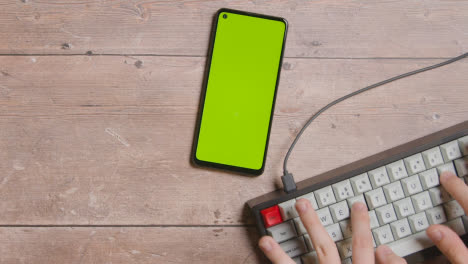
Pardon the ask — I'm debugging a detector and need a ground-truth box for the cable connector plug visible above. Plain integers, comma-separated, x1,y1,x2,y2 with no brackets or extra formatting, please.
281,172,297,194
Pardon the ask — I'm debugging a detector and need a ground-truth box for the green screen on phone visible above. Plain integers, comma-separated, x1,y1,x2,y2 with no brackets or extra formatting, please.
194,10,287,174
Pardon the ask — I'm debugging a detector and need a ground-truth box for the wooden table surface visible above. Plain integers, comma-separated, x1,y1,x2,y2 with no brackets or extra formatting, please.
1,0,467,263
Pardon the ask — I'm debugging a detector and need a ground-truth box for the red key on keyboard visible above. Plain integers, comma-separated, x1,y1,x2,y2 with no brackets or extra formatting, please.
261,205,283,228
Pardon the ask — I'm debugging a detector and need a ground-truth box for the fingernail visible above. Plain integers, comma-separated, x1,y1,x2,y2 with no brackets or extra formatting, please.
352,202,366,211
440,172,454,183
428,229,443,242
259,238,273,252
295,199,308,213
380,245,393,256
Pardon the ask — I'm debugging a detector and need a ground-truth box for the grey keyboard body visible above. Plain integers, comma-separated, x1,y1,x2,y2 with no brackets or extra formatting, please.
247,121,468,263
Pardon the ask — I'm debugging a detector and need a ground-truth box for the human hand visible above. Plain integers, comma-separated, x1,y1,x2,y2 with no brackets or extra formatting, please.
259,171,468,264
259,199,407,263
426,171,468,264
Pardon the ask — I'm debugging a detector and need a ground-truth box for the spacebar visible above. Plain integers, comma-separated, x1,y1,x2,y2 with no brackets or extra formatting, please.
387,218,466,258
386,231,433,257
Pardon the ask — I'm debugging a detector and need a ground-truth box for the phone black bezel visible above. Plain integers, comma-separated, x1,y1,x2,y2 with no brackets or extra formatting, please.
191,8,288,176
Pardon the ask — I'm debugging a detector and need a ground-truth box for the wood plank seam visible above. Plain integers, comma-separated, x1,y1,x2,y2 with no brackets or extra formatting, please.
0,54,462,60
0,225,255,228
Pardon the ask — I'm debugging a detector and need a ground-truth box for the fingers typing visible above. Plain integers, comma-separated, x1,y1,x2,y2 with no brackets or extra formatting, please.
375,245,407,264
259,236,296,264
296,198,341,264
440,172,468,214
426,224,468,264
351,202,375,264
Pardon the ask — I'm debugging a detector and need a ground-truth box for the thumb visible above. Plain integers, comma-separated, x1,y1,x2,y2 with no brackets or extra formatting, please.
376,245,407,264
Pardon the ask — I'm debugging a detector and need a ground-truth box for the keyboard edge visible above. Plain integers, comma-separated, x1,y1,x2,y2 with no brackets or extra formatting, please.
247,120,468,228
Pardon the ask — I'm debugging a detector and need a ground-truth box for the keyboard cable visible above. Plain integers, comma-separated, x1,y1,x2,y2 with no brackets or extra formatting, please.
281,52,468,194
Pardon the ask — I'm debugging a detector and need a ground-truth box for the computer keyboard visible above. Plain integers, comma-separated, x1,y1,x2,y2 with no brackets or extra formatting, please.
247,121,468,264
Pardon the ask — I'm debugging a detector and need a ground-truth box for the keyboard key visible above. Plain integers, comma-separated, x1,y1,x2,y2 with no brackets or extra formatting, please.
342,258,352,264
337,238,353,259
376,204,397,225
418,168,439,190
261,205,283,228
292,257,302,264
404,153,426,175
369,210,380,229
303,234,314,251
365,188,387,209
428,186,452,206
279,236,307,258
330,201,350,222
339,220,352,238
394,197,416,219
444,200,465,220
373,225,394,246
347,194,366,209
301,251,318,264
390,218,412,239
411,191,432,213
388,219,468,258
401,175,423,196
408,212,429,232
350,173,372,194
440,140,462,162
294,217,307,235
267,220,297,243
297,192,319,210
332,180,354,201
444,217,467,235
368,166,390,188
386,160,409,182
437,162,457,176
386,230,433,258
316,207,333,226
454,157,468,177
326,223,344,242
426,206,447,225
458,136,468,155
421,147,444,169
382,181,405,202
279,199,299,220
315,186,336,208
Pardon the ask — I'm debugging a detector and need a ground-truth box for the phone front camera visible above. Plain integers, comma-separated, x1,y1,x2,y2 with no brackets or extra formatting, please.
223,14,228,19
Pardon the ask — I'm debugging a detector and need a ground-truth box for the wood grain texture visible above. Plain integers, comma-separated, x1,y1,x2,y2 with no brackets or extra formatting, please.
1,56,467,225
0,227,265,264
1,1,468,261
0,0,467,57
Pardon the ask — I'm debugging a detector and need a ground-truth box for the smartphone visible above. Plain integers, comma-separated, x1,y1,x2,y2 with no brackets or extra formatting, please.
192,8,287,175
